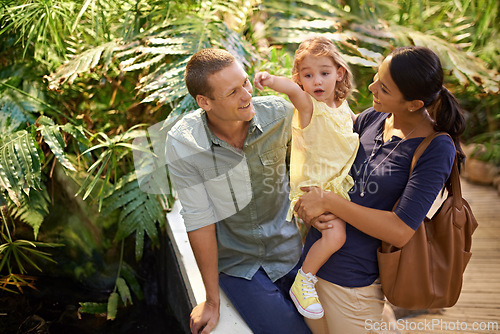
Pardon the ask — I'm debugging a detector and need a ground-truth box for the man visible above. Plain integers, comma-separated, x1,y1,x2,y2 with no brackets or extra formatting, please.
165,48,310,334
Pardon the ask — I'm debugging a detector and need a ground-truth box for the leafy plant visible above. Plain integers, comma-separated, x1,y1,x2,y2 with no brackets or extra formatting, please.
0,0,498,326
0,206,61,293
470,129,500,166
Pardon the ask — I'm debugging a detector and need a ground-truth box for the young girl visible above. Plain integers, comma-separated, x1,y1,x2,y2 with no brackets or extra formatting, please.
254,36,359,319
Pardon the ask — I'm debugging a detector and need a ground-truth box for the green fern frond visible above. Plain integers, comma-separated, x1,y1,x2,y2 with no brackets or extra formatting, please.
9,187,50,239
118,37,192,72
0,130,42,205
36,116,77,171
115,277,133,306
78,302,107,315
133,19,255,104
60,123,92,162
107,292,119,320
120,262,144,300
102,173,165,261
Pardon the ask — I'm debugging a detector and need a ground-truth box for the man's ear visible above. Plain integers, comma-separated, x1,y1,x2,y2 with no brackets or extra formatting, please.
196,95,211,111
336,67,347,82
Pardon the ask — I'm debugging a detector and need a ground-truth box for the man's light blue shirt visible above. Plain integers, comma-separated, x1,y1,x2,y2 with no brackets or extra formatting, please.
165,96,302,281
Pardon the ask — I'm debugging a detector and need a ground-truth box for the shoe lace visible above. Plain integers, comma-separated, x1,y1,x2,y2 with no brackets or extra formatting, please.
301,273,319,299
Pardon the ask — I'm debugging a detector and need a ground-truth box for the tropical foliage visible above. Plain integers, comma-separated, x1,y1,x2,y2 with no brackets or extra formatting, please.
0,0,498,321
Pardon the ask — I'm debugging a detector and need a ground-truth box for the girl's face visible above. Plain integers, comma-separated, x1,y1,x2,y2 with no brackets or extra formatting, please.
368,56,411,114
297,55,345,108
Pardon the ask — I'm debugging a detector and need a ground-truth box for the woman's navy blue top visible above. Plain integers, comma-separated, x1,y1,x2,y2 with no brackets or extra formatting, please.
301,108,456,287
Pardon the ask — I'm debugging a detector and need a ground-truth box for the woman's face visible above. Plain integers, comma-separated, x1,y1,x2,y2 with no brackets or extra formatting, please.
368,56,411,114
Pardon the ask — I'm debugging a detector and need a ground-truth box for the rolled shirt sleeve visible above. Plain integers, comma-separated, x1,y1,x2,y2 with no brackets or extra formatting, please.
165,137,218,231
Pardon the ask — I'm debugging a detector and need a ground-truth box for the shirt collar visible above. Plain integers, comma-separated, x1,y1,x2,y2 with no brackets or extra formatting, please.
374,113,389,144
200,108,263,147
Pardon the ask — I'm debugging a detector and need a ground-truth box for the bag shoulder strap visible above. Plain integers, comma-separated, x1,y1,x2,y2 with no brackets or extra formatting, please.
409,132,450,173
408,132,463,209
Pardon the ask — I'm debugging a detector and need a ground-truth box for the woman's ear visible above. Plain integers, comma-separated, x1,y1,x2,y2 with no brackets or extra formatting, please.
408,100,424,112
336,66,347,81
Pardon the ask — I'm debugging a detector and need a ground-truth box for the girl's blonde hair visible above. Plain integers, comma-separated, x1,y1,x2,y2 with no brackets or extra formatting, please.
292,36,353,102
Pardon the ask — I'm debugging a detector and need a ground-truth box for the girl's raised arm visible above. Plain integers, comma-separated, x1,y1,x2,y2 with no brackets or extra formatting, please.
254,71,313,128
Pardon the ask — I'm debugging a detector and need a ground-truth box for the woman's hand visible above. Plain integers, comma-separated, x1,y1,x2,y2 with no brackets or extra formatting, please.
294,186,333,225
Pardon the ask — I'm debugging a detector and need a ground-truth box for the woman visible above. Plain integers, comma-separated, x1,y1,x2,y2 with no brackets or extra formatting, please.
294,46,466,334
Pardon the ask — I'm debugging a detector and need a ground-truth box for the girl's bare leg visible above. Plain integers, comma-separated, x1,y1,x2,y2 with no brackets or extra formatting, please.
302,218,346,275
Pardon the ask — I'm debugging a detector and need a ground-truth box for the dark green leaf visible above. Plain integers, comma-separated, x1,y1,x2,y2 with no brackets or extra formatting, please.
107,292,119,320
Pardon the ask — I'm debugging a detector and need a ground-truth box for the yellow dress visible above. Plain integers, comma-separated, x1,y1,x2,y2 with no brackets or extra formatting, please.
287,95,359,221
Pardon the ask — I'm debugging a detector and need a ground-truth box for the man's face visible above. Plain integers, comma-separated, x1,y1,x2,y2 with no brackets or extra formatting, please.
202,62,255,123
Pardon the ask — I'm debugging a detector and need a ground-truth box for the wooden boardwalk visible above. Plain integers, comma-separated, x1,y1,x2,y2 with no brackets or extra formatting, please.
168,177,500,333
397,179,500,334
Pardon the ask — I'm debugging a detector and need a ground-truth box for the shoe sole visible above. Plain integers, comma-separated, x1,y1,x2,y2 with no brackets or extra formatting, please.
289,289,324,319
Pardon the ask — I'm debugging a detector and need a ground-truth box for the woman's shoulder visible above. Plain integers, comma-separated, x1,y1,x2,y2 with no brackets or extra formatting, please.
425,133,456,155
416,133,456,171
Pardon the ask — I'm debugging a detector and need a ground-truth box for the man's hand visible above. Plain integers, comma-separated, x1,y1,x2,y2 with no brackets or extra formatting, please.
254,71,275,90
190,300,220,334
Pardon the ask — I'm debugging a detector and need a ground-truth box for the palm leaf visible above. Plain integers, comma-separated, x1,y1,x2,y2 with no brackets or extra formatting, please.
391,27,500,94
75,126,148,207
44,41,119,90
165,94,198,124
260,2,386,69
45,0,258,108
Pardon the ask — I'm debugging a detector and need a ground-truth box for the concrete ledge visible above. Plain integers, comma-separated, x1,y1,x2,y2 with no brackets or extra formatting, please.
166,201,252,333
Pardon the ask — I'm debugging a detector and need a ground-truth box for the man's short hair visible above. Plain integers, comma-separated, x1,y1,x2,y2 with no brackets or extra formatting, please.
185,48,236,99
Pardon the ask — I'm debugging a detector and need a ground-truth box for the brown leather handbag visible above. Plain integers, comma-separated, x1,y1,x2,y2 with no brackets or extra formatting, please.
377,132,478,310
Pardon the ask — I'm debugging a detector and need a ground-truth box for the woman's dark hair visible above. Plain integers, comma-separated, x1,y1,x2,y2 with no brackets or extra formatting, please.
389,46,466,166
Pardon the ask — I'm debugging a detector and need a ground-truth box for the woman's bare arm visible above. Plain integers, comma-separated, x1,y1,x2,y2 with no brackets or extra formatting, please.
294,187,415,248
